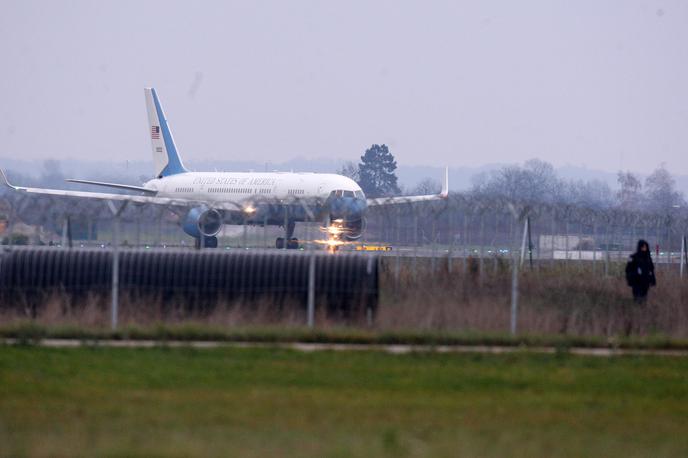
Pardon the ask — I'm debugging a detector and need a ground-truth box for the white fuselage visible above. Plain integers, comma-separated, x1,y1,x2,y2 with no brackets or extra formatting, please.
144,171,364,204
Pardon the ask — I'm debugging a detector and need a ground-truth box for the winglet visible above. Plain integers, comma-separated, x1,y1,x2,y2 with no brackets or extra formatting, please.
0,168,17,189
440,166,449,198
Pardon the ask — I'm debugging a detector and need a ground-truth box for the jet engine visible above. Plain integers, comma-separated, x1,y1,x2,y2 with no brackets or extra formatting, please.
327,216,366,241
326,193,368,242
342,216,366,240
182,206,223,239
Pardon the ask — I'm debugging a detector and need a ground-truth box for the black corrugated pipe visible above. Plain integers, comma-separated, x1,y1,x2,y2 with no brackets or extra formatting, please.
0,248,378,320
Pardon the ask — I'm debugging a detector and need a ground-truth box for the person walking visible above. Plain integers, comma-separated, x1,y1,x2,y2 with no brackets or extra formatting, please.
625,239,656,303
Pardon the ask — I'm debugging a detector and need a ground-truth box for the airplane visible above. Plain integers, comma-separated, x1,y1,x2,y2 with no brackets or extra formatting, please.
1,88,448,249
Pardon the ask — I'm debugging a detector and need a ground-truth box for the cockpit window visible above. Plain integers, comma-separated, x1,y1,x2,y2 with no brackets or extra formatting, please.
331,189,364,198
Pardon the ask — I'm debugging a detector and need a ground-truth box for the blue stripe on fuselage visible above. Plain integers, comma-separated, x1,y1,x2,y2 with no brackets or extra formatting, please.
151,88,188,177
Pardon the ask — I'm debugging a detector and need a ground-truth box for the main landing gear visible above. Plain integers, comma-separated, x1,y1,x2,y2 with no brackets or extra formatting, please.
195,236,218,249
275,237,299,249
276,220,299,249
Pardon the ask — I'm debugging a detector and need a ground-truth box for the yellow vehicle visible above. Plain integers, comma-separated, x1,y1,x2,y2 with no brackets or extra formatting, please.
355,245,392,252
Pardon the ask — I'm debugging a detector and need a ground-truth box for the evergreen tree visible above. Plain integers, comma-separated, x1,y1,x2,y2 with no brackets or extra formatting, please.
358,144,400,197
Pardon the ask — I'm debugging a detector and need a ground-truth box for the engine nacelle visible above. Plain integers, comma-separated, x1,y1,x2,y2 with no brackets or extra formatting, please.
182,206,223,239
333,217,366,241
327,196,367,241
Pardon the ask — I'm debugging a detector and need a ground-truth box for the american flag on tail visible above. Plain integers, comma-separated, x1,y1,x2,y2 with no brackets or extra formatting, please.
151,126,160,139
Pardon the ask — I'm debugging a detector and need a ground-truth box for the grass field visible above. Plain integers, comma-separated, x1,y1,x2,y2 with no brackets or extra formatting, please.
1,346,687,457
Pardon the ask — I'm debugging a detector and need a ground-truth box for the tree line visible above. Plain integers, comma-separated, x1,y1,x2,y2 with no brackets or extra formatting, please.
3,148,685,215
341,145,685,213
470,159,685,212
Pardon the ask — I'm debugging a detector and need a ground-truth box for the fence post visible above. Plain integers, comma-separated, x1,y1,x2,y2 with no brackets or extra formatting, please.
511,222,520,336
550,213,556,266
5,203,13,248
307,252,315,328
527,216,533,269
577,220,583,263
431,217,437,274
666,218,671,265
111,215,120,330
519,217,528,267
366,256,374,326
592,218,597,274
478,213,485,279
564,220,570,266
263,213,268,249
681,235,686,279
412,210,418,278
107,201,128,331
447,206,454,273
394,248,401,292
604,222,610,276
242,217,248,249
463,211,469,273
283,207,289,250
61,217,68,247
492,213,499,274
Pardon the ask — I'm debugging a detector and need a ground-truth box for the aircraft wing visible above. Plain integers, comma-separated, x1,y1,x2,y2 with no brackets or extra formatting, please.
366,167,449,207
0,169,246,212
367,193,447,207
65,179,158,195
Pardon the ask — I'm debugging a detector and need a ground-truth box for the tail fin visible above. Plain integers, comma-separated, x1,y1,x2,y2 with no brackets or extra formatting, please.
144,88,188,178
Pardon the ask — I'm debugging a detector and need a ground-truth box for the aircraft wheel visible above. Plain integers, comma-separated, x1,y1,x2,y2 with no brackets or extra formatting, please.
287,238,299,249
203,236,218,248
276,237,285,249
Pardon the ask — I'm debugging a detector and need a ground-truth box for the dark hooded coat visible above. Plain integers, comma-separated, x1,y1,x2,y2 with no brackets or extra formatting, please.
625,239,656,300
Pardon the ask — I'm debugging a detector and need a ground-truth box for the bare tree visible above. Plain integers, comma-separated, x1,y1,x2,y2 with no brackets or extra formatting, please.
471,159,561,204
337,161,360,183
644,165,685,212
616,171,643,210
40,160,66,188
412,177,441,195
564,179,614,209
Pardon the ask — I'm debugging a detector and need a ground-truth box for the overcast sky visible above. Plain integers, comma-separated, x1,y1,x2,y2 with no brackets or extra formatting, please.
1,0,687,174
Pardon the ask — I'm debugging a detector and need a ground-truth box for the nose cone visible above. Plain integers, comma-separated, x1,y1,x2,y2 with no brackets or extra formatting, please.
330,195,367,219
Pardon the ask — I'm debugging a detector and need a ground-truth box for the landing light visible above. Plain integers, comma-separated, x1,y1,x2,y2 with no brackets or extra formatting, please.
243,205,256,214
315,237,347,253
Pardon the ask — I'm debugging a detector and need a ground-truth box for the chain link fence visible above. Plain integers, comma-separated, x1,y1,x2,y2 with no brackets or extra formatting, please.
1,190,687,337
